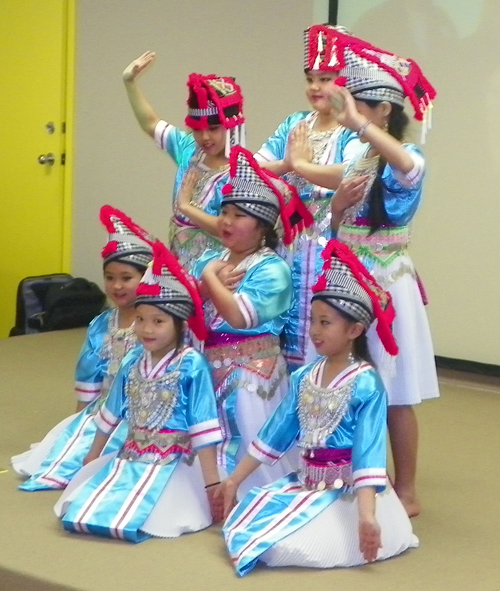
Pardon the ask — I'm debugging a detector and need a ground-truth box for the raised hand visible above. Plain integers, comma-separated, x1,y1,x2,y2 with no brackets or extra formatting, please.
359,518,382,563
177,167,202,212
327,86,365,131
123,50,156,83
289,121,313,168
330,175,370,219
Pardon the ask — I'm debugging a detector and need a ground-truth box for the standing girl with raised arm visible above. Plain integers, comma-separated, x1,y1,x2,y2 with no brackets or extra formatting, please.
56,241,223,542
254,25,362,371
323,30,439,516
123,52,245,271
12,207,154,491
190,146,313,496
218,240,417,576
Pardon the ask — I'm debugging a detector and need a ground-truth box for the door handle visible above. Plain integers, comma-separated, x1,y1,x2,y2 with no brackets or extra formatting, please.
38,153,55,165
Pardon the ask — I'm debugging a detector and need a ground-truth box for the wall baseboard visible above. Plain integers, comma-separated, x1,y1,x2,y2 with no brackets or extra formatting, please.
435,356,500,378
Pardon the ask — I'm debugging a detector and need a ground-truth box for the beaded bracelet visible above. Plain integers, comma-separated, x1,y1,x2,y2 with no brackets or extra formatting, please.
205,481,221,489
356,120,372,139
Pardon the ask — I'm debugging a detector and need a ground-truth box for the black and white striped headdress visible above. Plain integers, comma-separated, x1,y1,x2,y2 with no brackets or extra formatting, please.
312,239,398,355
221,146,314,244
312,257,373,328
135,242,207,340
100,206,154,270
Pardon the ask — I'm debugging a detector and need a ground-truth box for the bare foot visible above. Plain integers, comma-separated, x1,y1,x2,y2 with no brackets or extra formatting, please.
395,487,421,518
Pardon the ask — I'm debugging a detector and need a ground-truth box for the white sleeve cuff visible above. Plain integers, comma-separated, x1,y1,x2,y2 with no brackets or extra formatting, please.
154,120,173,151
390,150,425,188
353,468,387,491
189,419,223,449
75,381,102,403
234,293,258,329
94,406,120,435
254,146,278,163
248,437,282,466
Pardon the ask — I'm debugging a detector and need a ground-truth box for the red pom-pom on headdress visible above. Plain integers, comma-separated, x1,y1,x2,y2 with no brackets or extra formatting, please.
185,73,244,131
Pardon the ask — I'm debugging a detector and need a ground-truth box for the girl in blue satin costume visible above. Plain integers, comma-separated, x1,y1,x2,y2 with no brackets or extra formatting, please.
191,146,313,497
123,52,246,272
12,207,154,491
56,242,222,543
325,30,439,518
254,25,362,371
217,240,417,576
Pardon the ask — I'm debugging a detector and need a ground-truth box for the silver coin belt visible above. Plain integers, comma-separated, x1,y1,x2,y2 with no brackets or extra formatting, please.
298,372,355,449
125,362,180,432
119,428,191,466
298,454,353,491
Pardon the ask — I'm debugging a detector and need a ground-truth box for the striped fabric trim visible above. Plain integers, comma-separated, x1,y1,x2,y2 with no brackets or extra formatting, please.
248,436,282,466
231,489,322,566
154,120,174,151
72,459,127,534
234,293,258,329
189,419,223,448
37,414,95,486
390,150,425,189
109,463,160,540
225,479,296,547
254,146,277,163
75,381,102,403
353,467,386,490
94,406,120,434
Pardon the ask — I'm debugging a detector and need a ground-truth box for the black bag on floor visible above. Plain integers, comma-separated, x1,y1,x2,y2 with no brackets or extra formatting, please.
9,274,106,336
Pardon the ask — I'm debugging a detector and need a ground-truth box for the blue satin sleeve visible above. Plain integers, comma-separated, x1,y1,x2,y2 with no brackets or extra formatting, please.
165,126,197,168
254,366,307,454
190,249,218,279
350,370,387,473
181,350,219,428
237,256,292,325
356,144,425,226
256,112,310,161
74,309,112,386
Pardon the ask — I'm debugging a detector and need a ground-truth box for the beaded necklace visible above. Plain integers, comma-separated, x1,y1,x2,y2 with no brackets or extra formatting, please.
298,359,361,450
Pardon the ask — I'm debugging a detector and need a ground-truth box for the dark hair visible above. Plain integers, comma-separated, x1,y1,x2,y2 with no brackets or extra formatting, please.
188,82,239,127
103,259,147,274
258,219,279,251
357,100,410,235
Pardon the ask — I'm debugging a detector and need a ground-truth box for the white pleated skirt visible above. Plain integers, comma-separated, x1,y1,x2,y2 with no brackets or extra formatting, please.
366,258,440,406
261,486,418,568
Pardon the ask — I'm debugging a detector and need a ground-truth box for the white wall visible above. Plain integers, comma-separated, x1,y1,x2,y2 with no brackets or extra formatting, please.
338,0,500,365
72,0,327,280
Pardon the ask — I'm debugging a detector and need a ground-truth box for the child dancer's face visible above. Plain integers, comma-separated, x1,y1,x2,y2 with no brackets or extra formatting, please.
218,204,264,254
134,305,179,357
192,125,226,157
103,262,143,309
305,71,338,114
309,300,364,360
